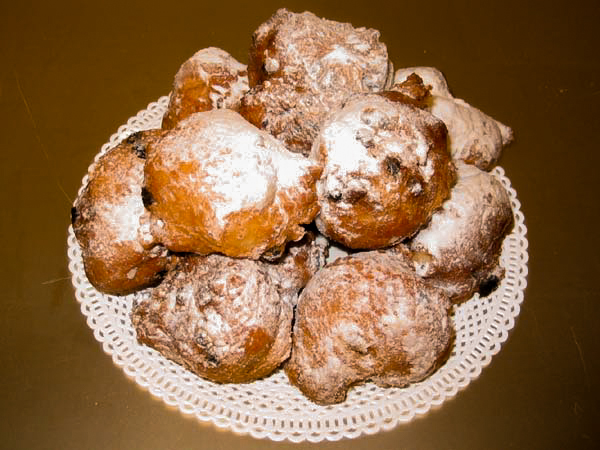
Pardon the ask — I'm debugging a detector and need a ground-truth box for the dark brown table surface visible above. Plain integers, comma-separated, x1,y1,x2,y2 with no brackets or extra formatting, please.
2,0,599,448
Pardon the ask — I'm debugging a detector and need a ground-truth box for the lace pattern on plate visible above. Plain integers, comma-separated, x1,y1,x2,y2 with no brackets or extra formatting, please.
68,96,529,442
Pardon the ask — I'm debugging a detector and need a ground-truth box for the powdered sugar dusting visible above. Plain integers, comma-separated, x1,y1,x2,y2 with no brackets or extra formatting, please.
108,195,145,243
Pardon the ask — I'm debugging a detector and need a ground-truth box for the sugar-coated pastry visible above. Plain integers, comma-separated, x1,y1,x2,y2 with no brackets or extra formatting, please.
131,254,294,383
395,67,513,170
428,96,513,170
240,9,393,155
248,8,392,92
161,47,249,130
143,109,321,259
71,130,173,296
405,161,514,302
312,94,456,249
285,251,454,405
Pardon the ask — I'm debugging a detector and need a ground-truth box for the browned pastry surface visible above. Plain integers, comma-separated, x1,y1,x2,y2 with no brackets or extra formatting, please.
71,130,173,295
378,73,433,109
285,251,454,405
161,47,249,130
131,254,295,383
247,8,391,92
143,109,321,259
240,9,393,155
404,161,514,302
263,230,330,296
312,94,456,249
239,76,333,156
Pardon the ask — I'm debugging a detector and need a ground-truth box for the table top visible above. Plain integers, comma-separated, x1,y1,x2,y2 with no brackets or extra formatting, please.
1,0,599,448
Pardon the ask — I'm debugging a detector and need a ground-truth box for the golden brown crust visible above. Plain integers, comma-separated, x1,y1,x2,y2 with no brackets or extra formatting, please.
312,94,456,249
285,251,454,405
72,129,173,295
131,254,294,383
378,73,433,109
161,47,248,130
248,9,391,92
143,109,321,259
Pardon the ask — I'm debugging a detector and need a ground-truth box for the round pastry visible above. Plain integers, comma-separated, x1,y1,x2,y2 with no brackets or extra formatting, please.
131,254,294,383
395,67,513,170
71,130,173,296
240,8,393,155
311,94,456,249
285,250,454,405
403,161,514,302
142,109,322,259
161,47,249,130
247,8,392,93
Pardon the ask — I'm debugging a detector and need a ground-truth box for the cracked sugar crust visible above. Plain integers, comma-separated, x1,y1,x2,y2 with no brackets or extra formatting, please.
161,47,249,130
285,250,454,405
71,129,173,296
248,9,392,93
395,67,513,171
311,94,456,249
404,161,514,302
131,254,294,383
143,109,321,259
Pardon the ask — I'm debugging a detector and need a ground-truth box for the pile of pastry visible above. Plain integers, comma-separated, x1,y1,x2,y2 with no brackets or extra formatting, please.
71,9,514,405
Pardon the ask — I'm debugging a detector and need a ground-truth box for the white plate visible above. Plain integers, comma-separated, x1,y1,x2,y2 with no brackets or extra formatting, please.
68,96,528,442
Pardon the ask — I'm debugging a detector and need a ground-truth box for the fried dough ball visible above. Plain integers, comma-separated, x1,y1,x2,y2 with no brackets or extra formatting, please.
71,130,173,295
395,67,513,170
311,94,456,249
131,254,295,383
143,109,321,259
248,8,392,92
240,9,393,155
403,161,514,302
285,251,454,405
161,47,248,129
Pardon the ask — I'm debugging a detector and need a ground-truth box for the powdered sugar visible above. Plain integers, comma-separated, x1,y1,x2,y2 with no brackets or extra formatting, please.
411,162,497,259
155,109,314,226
